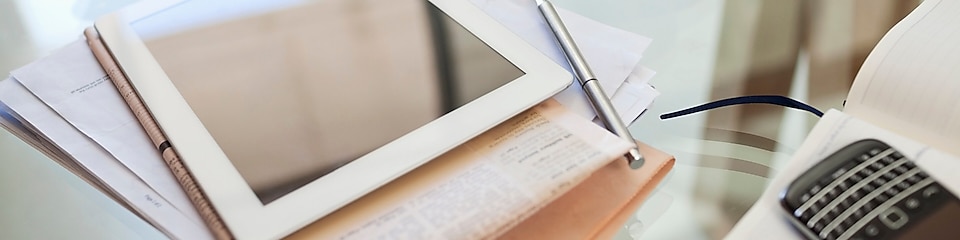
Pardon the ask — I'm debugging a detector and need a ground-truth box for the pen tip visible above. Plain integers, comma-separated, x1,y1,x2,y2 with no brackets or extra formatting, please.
626,148,645,169
535,0,545,6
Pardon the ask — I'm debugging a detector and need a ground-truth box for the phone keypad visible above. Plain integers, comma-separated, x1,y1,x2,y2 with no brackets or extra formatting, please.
789,147,945,240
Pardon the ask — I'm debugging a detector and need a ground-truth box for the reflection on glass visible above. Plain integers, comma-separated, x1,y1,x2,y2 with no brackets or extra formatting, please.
132,0,522,204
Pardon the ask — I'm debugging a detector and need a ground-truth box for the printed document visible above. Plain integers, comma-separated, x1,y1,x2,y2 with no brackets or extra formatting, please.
0,79,211,239
10,40,200,222
288,99,634,239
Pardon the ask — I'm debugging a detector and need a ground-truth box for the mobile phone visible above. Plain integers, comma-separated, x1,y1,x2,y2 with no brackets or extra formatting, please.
780,139,960,240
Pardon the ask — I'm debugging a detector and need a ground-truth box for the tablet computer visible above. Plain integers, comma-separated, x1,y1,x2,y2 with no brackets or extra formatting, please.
95,0,570,238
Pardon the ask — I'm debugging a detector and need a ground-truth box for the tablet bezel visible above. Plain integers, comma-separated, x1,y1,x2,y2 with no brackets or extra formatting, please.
95,0,571,238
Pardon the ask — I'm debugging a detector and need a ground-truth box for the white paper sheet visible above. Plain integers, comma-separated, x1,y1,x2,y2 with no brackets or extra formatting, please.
469,0,656,122
10,40,201,224
0,99,98,186
0,79,211,240
845,0,960,156
607,65,658,124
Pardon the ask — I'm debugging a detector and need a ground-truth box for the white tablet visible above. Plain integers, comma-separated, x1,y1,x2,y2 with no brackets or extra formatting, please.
95,0,569,238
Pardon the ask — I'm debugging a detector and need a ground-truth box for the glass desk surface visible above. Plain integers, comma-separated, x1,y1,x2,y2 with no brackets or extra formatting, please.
0,0,918,239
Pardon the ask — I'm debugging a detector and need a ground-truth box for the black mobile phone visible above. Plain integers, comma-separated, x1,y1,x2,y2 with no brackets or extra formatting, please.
780,139,960,240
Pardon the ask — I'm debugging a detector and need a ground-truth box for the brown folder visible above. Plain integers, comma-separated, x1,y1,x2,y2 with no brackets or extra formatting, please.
498,142,674,239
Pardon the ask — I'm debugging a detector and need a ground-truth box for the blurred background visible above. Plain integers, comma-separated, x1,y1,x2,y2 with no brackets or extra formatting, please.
0,0,922,239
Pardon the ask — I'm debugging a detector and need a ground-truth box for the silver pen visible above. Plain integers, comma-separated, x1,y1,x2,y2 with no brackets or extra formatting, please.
536,0,645,168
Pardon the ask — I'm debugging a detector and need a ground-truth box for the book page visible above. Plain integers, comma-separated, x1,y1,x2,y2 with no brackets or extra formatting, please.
846,0,960,155
286,99,633,239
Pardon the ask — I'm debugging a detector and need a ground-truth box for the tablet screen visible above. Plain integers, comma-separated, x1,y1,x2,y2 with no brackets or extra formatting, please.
131,0,522,204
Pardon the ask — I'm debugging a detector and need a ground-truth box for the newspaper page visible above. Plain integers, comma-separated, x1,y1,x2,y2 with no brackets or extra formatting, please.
289,99,633,239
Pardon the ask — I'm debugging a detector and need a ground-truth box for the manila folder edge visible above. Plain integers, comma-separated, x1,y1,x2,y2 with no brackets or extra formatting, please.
499,142,675,239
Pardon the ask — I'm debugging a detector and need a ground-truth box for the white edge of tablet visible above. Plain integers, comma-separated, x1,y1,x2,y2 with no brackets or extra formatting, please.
94,0,572,239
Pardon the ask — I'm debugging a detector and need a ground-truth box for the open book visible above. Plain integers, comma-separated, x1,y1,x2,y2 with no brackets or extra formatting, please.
727,0,960,238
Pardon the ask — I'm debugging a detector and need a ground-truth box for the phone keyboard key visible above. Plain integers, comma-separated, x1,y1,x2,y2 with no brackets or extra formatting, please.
886,188,900,196
906,175,922,183
864,224,880,237
826,189,839,199
874,178,888,186
852,208,865,219
883,172,897,179
881,156,896,164
849,174,864,182
842,218,855,229
840,198,853,208
904,198,920,209
811,185,823,194
813,222,825,232
922,186,940,198
850,190,863,200
838,181,850,190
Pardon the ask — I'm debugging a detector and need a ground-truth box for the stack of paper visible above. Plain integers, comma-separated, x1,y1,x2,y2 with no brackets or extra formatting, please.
0,41,212,239
0,2,659,239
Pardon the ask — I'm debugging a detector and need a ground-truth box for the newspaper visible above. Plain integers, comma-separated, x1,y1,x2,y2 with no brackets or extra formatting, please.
289,99,633,239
